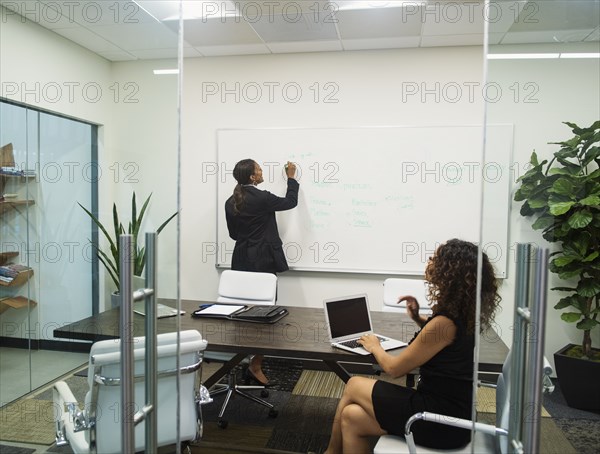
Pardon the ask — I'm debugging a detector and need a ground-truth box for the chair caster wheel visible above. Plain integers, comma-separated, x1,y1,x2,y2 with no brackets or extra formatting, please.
218,419,228,429
268,409,278,418
261,389,269,398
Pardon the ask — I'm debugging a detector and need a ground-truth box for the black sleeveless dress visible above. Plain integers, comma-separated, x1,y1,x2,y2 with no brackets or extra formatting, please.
371,311,475,449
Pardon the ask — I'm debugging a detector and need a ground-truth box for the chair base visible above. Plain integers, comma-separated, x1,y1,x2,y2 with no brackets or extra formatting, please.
210,368,278,428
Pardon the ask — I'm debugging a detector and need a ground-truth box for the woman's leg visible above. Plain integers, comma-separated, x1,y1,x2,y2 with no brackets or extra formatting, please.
325,376,386,454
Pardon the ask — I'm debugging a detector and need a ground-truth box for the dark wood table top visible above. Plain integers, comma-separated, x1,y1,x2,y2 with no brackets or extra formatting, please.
54,299,508,371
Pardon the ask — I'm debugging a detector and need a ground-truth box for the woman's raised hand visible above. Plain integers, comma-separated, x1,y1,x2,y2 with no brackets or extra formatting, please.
285,161,297,179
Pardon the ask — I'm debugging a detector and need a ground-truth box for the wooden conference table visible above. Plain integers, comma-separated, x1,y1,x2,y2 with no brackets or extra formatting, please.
54,299,508,388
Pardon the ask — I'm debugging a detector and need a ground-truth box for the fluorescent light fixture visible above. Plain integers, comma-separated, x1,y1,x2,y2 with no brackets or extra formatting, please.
559,53,600,59
488,53,560,59
153,69,179,75
336,1,425,10
488,53,599,60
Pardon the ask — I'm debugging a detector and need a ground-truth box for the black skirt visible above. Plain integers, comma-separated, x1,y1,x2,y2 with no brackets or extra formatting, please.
372,378,472,449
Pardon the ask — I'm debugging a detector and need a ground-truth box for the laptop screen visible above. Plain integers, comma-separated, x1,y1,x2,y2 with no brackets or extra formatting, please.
326,296,372,339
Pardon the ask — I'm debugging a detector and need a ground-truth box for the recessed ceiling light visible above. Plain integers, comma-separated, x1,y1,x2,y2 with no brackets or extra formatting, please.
559,53,600,59
153,69,179,75
488,53,599,60
488,53,560,59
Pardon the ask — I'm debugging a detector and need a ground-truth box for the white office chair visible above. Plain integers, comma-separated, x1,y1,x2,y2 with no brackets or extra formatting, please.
373,353,555,454
208,269,279,428
52,330,211,454
383,278,433,315
217,269,277,305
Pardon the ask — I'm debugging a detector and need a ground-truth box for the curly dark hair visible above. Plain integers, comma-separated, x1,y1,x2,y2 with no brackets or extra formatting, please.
231,159,257,215
425,238,500,335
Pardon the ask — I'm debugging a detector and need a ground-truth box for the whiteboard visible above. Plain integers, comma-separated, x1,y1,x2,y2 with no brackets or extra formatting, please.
216,126,512,277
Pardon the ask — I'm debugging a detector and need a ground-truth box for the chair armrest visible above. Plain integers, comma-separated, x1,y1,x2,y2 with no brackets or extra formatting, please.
52,381,90,433
53,381,78,407
404,411,508,454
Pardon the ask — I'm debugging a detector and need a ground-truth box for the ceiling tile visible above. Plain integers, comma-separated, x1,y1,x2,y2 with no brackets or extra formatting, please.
421,34,485,47
422,2,485,36
502,29,597,44
51,26,126,53
128,48,179,59
166,17,262,47
96,50,137,61
335,6,423,39
267,40,343,54
488,0,527,35
237,0,331,16
342,36,421,51
88,22,179,50
509,0,600,32
194,43,270,56
584,27,600,42
249,12,338,42
38,0,158,27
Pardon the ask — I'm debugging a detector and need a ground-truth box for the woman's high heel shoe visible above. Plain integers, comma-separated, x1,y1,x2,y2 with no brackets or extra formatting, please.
243,366,272,386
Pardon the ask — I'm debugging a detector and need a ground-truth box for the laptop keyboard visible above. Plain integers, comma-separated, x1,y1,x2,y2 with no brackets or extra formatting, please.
339,335,389,349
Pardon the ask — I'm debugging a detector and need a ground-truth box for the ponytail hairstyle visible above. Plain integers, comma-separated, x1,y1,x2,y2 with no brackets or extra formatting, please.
232,159,257,215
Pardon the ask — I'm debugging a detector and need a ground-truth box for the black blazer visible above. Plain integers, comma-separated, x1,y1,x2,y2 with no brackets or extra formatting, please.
225,179,299,273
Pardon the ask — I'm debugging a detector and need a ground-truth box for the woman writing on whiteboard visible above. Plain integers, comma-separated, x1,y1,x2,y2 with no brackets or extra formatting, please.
324,239,501,453
225,158,299,385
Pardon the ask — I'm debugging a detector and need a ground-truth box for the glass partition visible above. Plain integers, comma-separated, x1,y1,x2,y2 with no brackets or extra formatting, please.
0,102,94,403
483,0,599,448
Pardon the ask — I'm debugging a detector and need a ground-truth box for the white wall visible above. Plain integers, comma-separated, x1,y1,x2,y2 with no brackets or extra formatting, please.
486,43,600,367
180,46,486,305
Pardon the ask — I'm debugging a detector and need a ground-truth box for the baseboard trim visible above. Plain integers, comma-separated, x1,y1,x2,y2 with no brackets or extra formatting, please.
0,336,91,353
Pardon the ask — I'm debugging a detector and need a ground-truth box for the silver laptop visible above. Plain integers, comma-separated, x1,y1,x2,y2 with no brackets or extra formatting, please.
324,294,407,355
133,301,185,319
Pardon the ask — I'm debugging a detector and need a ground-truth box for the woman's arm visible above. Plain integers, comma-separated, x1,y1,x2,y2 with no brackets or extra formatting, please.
401,295,427,328
359,316,456,379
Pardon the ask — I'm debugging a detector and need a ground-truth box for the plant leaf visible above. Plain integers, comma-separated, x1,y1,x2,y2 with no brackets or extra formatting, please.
561,312,581,323
551,178,574,196
552,256,576,267
531,215,554,230
578,278,600,297
568,210,593,229
549,201,575,216
579,194,600,206
576,318,598,330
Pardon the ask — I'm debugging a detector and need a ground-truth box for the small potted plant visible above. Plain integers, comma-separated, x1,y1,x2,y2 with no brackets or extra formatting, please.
514,120,600,410
79,192,177,307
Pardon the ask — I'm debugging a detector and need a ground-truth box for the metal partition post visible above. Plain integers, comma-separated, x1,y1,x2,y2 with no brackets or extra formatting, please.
144,233,158,453
119,235,135,454
510,243,531,448
523,247,549,453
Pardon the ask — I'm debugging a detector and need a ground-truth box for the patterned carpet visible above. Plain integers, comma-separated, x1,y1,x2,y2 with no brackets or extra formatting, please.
1,357,598,453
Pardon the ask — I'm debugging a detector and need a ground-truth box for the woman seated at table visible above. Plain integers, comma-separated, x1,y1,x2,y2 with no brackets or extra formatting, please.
324,238,501,454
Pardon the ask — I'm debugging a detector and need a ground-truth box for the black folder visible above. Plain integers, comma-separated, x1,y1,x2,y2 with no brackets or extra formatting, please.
192,304,288,324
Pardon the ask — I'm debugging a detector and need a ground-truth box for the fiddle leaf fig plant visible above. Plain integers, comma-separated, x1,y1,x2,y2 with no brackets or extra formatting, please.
79,192,178,292
514,120,600,359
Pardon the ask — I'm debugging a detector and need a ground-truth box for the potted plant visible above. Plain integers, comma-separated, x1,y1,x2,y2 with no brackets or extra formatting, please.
514,120,600,410
79,192,178,306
